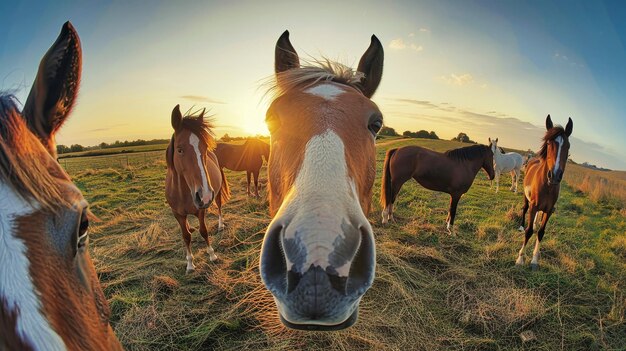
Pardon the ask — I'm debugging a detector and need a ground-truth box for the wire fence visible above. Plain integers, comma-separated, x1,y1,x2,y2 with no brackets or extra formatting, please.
60,150,165,173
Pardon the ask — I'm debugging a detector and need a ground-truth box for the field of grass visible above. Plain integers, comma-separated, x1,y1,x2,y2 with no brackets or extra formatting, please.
65,138,625,350
59,143,170,158
564,163,626,209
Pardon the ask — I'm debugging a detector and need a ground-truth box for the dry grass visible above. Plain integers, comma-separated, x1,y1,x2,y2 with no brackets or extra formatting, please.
564,163,626,208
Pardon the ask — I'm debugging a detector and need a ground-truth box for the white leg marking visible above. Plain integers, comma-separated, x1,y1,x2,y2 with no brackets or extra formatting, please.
185,246,195,272
0,183,67,351
531,237,541,266
189,133,212,204
304,83,345,101
516,241,526,265
218,214,224,230
207,246,218,262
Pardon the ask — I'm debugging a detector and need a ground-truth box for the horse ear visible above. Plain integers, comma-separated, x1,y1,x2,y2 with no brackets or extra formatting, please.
356,35,384,98
275,30,299,73
546,114,553,130
22,21,82,155
171,105,182,131
495,138,498,143
565,117,573,136
488,137,491,143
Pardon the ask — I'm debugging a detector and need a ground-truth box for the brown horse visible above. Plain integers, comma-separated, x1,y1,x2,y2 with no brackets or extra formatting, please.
165,105,230,273
214,138,270,197
516,115,573,270
259,30,383,330
381,144,495,232
0,22,122,350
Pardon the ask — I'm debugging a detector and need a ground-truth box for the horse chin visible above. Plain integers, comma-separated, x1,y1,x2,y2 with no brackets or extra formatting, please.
278,309,359,331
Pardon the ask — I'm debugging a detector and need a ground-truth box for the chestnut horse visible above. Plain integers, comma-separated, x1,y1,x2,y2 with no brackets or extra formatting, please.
381,144,495,232
516,115,573,270
259,31,383,330
214,138,270,197
165,105,230,273
0,22,122,350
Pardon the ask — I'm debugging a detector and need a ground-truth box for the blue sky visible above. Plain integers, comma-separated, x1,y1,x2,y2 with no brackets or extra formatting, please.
1,0,625,169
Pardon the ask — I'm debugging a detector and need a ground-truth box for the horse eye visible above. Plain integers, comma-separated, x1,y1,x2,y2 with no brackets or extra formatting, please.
177,148,183,154
368,119,383,135
77,212,89,251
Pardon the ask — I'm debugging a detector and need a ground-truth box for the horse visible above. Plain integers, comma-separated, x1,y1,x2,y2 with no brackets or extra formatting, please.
259,30,383,330
165,105,230,273
0,22,122,350
489,137,524,193
381,144,495,233
516,115,573,270
214,138,270,197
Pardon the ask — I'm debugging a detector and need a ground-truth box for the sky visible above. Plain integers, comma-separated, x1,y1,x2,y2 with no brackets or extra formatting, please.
1,0,625,170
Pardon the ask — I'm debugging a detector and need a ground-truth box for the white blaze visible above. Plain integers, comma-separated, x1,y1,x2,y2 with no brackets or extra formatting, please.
0,182,67,351
553,136,564,175
305,84,346,101
189,133,211,204
274,130,371,276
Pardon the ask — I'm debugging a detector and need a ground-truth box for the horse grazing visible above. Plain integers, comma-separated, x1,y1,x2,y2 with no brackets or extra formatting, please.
381,144,495,232
259,30,383,330
489,137,524,193
0,22,122,350
516,115,573,270
214,138,270,197
165,105,230,273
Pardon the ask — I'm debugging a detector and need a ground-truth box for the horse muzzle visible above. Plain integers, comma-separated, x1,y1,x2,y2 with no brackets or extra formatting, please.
260,217,375,330
192,188,213,209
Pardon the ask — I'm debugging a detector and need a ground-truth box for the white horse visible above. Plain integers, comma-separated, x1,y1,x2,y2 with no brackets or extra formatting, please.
489,137,524,193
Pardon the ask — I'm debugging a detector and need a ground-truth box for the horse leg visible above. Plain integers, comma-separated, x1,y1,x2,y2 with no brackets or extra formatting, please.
513,168,520,193
174,213,195,272
246,171,251,196
198,209,218,262
516,205,537,265
216,191,225,231
446,194,461,234
531,211,552,271
519,196,529,231
509,171,516,192
253,170,260,198
495,170,501,193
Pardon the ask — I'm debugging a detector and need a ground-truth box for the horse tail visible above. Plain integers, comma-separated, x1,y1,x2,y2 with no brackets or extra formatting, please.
218,168,231,204
380,148,398,208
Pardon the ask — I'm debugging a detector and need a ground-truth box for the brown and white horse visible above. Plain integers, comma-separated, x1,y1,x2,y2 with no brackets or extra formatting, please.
214,138,270,197
259,31,383,330
165,105,230,273
516,115,573,270
0,22,122,350
381,144,495,232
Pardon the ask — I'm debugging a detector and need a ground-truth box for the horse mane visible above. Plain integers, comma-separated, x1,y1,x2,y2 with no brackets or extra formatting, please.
264,58,364,100
538,126,566,160
0,95,67,211
445,144,490,162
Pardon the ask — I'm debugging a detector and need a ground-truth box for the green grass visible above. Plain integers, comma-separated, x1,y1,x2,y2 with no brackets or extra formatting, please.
66,138,626,351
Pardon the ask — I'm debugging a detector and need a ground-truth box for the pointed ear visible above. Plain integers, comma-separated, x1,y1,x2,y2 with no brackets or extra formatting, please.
171,105,182,131
495,138,498,143
356,35,384,98
23,21,82,155
275,30,299,73
565,117,573,136
546,114,553,130
488,137,491,143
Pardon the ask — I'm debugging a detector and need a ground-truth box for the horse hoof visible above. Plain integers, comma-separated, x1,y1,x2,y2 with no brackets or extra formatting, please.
530,263,539,271
186,267,196,274
515,258,524,266
218,225,225,232
518,226,524,232
209,254,218,262
189,228,196,233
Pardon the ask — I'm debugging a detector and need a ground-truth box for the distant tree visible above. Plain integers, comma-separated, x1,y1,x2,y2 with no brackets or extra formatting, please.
221,133,232,142
452,132,475,144
403,130,440,140
56,144,70,154
429,131,439,140
69,144,84,152
99,142,108,149
379,126,399,137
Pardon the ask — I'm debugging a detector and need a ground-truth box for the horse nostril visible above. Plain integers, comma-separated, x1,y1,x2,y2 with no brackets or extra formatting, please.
195,191,203,205
547,170,553,180
260,223,287,294
346,226,376,296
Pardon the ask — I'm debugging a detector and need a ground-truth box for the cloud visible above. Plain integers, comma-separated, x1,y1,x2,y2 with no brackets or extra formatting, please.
180,95,226,104
389,38,407,50
86,123,129,133
408,33,415,37
439,73,474,86
419,28,431,33
389,38,423,52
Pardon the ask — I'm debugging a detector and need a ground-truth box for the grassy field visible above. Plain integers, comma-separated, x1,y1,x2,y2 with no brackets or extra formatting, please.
66,138,625,351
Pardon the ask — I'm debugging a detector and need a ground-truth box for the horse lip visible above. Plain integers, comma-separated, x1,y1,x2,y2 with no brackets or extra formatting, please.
278,309,359,331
